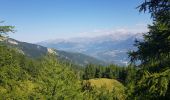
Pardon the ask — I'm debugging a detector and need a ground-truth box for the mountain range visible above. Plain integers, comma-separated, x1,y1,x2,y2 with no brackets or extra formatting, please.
0,38,106,66
38,33,142,65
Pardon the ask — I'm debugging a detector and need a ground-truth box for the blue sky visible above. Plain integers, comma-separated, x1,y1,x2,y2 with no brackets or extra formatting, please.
0,0,152,43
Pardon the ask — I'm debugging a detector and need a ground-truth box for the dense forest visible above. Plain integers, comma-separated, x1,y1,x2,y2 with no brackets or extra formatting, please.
0,0,170,99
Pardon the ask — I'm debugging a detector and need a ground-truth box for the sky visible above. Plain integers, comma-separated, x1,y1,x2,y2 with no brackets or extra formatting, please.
0,0,152,43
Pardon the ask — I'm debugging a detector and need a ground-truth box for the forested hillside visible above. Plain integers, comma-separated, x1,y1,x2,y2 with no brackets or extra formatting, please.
0,42,128,99
0,38,106,66
0,45,82,99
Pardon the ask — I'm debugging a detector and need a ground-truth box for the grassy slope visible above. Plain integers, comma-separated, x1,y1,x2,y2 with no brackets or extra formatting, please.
85,78,125,92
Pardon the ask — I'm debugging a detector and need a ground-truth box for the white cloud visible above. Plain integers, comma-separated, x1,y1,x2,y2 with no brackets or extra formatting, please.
77,23,148,38
74,23,148,41
40,23,149,42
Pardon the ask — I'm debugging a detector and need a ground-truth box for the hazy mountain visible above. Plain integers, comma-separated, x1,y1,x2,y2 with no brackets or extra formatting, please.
0,38,106,66
38,33,142,65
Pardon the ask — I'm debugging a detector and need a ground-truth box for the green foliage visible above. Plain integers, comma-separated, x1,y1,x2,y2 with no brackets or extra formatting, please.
0,44,130,100
128,0,170,99
137,0,170,24
0,21,14,37
135,69,170,99
83,64,128,83
124,65,137,98
0,45,84,99
83,64,97,79
129,0,170,65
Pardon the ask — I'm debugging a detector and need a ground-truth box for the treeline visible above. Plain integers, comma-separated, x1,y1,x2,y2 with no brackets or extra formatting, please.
82,64,131,83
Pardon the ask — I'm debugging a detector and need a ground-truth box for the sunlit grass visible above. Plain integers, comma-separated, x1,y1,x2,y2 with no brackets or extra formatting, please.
85,78,125,92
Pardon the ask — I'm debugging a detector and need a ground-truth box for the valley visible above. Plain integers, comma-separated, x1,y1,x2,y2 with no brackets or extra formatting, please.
38,33,142,65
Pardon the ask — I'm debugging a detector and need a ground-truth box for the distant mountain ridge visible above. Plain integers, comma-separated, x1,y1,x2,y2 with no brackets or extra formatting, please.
38,33,142,65
0,38,106,66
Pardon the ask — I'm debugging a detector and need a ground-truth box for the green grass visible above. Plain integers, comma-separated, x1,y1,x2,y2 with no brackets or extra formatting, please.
84,78,125,92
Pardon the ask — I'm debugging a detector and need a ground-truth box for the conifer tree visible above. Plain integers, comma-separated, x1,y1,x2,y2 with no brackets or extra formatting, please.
0,21,14,37
128,0,170,99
